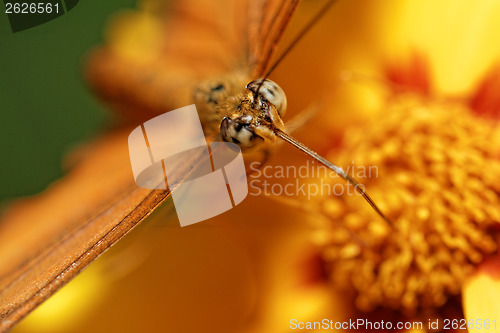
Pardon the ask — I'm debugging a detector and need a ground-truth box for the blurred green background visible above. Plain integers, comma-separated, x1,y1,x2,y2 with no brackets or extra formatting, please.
0,0,136,203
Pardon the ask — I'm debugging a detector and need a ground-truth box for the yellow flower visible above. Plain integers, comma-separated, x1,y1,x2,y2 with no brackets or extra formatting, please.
294,0,500,330
315,99,500,313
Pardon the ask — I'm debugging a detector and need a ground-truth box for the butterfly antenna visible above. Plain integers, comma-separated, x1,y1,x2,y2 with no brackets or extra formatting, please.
254,0,338,99
274,128,395,228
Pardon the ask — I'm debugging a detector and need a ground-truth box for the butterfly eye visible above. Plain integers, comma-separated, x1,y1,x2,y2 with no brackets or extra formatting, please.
246,79,287,117
220,116,264,149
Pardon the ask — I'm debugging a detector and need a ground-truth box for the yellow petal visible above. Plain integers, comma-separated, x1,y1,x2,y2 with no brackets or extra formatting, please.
106,10,163,63
369,0,500,96
463,258,500,333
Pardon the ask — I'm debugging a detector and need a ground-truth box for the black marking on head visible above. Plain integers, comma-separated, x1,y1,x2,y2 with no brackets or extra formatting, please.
211,84,225,91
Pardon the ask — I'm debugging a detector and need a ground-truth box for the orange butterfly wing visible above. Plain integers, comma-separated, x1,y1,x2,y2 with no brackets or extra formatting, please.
86,0,300,121
248,0,300,77
0,129,206,330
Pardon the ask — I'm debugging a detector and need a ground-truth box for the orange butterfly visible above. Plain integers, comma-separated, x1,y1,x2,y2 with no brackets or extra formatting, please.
1,0,354,330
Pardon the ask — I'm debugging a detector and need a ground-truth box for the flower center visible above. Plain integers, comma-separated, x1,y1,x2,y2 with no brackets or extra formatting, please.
312,97,500,314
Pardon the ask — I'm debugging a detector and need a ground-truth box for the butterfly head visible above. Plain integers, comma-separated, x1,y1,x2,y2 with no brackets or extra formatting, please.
220,79,287,150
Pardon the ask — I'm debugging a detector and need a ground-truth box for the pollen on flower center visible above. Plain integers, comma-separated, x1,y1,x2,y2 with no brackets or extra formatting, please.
312,97,500,314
